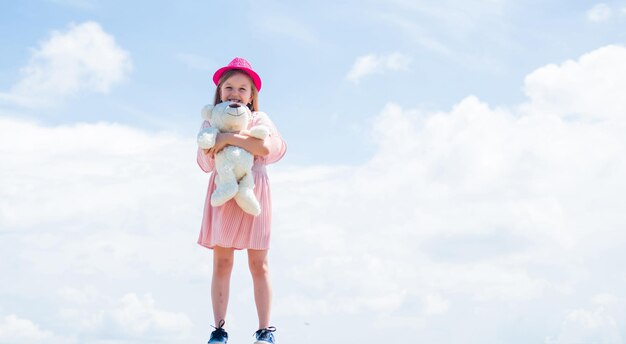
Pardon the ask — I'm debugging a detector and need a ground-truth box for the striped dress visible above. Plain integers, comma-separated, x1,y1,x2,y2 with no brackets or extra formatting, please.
196,111,286,250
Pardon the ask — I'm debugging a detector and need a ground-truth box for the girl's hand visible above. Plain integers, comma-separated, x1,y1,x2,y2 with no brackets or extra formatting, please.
206,133,233,156
204,130,258,156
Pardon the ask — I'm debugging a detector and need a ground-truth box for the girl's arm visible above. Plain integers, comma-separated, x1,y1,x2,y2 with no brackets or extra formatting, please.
204,131,270,157
197,120,216,172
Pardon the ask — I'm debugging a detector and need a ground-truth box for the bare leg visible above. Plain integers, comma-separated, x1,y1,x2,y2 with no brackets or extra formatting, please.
212,246,234,326
248,249,272,329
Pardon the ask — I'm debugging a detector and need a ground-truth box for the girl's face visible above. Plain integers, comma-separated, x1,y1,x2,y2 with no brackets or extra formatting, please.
219,72,253,105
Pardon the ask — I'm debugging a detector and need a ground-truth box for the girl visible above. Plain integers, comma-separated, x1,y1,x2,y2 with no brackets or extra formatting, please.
196,57,286,344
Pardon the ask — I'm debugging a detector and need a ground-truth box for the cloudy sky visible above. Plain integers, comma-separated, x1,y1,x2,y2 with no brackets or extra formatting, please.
1,0,626,343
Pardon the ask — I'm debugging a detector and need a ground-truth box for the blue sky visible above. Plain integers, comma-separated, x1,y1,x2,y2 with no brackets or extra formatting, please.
2,0,625,164
2,0,626,343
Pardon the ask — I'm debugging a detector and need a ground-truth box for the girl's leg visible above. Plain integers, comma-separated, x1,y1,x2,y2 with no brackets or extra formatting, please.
247,249,272,329
212,246,235,326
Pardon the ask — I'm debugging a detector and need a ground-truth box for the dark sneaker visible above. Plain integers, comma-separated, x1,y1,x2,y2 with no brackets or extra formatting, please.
209,320,228,344
254,326,276,344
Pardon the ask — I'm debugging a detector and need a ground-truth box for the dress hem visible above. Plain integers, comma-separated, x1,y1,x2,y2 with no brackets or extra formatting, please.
197,241,270,251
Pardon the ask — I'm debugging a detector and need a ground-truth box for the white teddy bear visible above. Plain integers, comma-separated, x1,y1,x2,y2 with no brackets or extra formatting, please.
197,101,269,216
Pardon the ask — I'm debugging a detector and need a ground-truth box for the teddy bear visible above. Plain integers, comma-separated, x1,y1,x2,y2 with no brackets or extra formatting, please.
197,101,269,216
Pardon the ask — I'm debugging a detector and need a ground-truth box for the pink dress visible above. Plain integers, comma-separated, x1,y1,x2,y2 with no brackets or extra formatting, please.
196,111,286,250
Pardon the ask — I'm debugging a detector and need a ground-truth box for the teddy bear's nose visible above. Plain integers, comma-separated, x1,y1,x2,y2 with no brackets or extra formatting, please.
229,103,241,108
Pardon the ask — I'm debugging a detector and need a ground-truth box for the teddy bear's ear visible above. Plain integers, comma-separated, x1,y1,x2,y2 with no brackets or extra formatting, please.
201,104,214,121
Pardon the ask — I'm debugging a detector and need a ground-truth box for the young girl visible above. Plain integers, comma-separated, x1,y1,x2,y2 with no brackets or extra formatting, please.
196,57,286,344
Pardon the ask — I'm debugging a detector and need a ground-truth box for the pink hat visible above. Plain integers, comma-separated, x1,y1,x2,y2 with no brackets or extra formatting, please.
212,57,262,91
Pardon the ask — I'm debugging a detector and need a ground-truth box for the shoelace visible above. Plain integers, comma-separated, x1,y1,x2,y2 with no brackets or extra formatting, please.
213,319,226,329
210,320,228,341
254,326,276,340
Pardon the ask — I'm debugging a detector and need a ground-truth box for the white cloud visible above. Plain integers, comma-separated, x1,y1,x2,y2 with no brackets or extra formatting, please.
0,21,131,108
523,44,626,121
548,308,623,344
272,44,626,340
0,116,208,283
0,315,53,342
0,115,202,342
109,293,192,338
587,3,612,22
57,292,192,340
422,293,450,315
346,52,411,83
0,117,194,230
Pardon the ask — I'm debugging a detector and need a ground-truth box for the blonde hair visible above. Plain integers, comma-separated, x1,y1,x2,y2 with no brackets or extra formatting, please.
213,69,259,112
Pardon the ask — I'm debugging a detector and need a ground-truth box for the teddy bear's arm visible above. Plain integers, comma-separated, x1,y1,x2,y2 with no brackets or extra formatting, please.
197,127,220,149
248,125,270,140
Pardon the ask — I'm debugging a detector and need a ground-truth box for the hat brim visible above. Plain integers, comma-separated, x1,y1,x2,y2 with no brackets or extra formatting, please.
213,66,262,91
